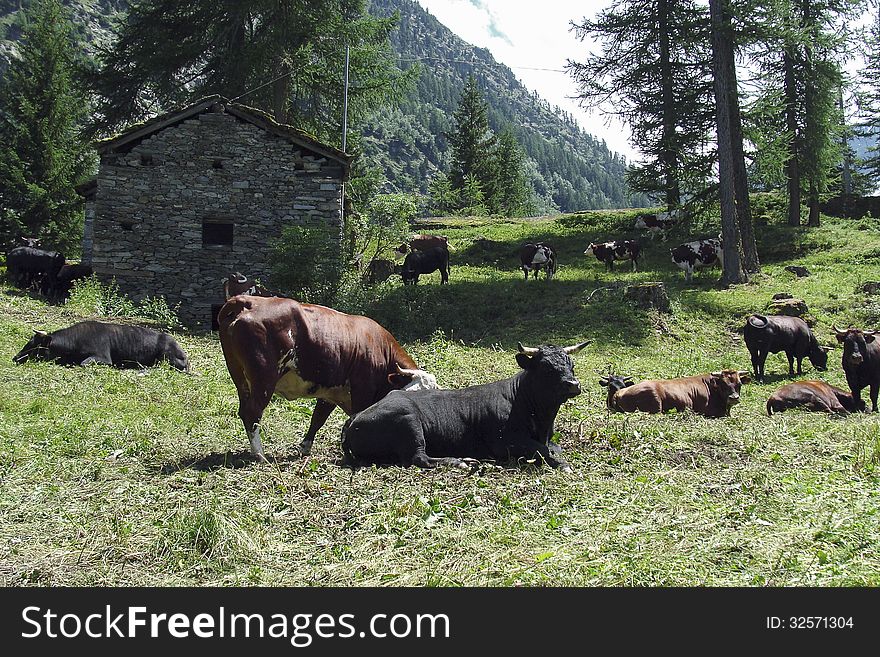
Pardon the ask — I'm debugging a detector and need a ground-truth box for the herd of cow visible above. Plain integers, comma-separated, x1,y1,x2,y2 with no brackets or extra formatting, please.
10,263,880,472
6,237,93,302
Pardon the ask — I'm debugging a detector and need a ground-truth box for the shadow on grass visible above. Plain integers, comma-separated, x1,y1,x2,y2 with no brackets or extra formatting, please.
158,449,304,473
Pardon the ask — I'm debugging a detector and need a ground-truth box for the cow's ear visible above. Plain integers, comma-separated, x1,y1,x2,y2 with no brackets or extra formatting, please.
707,375,720,389
866,334,876,343
388,371,413,388
599,378,609,387
516,353,535,370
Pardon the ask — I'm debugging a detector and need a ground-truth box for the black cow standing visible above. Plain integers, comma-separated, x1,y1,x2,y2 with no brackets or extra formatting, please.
584,240,641,271
520,243,557,280
13,321,190,371
743,314,829,380
43,263,93,301
341,341,589,471
6,246,65,290
401,246,449,285
834,326,880,412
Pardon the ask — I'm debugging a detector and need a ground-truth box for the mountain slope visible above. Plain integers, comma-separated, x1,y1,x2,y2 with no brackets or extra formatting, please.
0,0,649,212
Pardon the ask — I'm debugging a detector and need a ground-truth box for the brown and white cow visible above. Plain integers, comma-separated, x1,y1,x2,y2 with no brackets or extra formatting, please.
218,295,438,462
671,235,723,281
766,380,864,416
520,242,557,280
584,239,641,271
605,370,749,417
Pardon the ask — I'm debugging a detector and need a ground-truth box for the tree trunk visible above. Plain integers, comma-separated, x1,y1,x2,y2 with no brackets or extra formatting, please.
807,182,821,226
658,0,681,209
710,0,746,285
784,50,801,226
729,58,759,273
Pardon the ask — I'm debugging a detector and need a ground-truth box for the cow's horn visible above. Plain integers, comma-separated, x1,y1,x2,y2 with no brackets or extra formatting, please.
623,376,634,381
737,370,749,377
33,329,48,337
710,371,723,377
563,340,590,355
395,363,419,375
832,325,847,336
517,342,540,355
866,329,880,335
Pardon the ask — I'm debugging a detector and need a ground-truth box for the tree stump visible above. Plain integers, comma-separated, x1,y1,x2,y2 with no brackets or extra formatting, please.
625,282,671,313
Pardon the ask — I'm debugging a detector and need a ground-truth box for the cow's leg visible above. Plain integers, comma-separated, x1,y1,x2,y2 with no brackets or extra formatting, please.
796,354,804,374
632,257,638,272
607,259,614,272
440,265,449,284
410,449,466,470
238,387,272,463
871,382,879,413
785,351,795,377
81,355,112,366
685,268,693,282
497,438,571,472
749,348,763,381
298,399,336,456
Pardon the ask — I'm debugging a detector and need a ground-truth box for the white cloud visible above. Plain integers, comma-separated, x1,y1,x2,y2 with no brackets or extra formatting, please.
415,0,640,162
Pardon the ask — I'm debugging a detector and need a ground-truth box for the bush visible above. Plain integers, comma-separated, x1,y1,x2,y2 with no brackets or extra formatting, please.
66,276,182,330
269,223,342,305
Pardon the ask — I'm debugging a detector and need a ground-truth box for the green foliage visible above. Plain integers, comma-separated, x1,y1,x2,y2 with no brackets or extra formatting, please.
66,276,182,330
88,0,414,150
427,172,458,216
0,0,95,253
269,223,342,304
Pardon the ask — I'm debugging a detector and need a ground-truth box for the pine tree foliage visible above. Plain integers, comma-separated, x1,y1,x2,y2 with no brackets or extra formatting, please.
0,0,94,253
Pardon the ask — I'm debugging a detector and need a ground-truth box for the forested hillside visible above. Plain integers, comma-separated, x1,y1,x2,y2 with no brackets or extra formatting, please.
0,0,650,212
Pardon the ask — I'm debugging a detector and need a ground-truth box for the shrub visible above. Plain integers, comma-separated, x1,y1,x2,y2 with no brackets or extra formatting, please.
269,223,342,305
66,276,182,330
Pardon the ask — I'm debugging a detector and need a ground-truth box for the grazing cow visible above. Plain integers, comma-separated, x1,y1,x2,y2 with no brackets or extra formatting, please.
394,234,452,257
635,211,677,238
598,374,635,409
584,240,641,271
743,314,829,380
401,246,449,285
12,321,189,371
218,295,438,462
341,341,589,471
766,380,864,416
43,263,93,301
366,259,399,284
222,272,275,299
670,235,723,281
607,370,749,417
6,246,65,289
520,242,557,280
834,326,880,412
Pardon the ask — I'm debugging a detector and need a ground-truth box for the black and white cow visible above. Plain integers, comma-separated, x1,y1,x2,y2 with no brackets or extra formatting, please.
341,341,588,471
584,240,641,271
13,321,190,371
670,235,723,281
520,243,557,280
635,210,678,239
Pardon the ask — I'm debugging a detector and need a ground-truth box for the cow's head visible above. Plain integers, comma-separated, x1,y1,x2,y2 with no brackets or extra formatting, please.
708,370,749,408
808,343,831,371
388,363,439,391
599,374,634,409
834,326,878,367
13,329,53,364
516,341,589,400
21,236,41,248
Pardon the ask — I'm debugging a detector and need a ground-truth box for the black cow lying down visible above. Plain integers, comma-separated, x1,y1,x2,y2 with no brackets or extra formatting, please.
341,341,589,471
13,321,190,371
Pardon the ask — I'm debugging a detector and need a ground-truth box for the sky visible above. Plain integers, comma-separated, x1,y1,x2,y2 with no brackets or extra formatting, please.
413,0,640,162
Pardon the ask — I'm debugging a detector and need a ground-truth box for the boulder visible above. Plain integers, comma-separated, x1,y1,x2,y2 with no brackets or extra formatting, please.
767,296,808,318
625,282,671,313
784,265,810,277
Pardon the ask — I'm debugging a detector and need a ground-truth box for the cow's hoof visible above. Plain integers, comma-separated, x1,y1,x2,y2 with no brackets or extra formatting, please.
558,464,573,473
294,444,313,458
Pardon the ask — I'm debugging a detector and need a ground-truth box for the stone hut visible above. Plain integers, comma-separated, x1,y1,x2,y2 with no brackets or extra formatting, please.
80,95,351,329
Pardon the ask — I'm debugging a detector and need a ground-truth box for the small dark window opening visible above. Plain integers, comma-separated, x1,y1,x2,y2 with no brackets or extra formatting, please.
211,304,224,331
140,153,153,166
212,159,225,169
119,221,134,231
202,219,233,246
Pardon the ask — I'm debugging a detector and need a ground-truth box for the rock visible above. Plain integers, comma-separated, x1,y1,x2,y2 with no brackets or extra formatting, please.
767,296,808,317
784,265,810,277
772,292,794,300
861,281,880,295
625,281,671,313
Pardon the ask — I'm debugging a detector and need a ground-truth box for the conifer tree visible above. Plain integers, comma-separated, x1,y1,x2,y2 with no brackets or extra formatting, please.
0,0,94,253
446,75,497,205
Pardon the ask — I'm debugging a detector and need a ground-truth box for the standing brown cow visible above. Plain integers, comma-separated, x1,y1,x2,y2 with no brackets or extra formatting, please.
218,296,438,461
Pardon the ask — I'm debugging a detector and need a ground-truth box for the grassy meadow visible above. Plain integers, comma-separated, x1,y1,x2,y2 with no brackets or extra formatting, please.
2,203,880,586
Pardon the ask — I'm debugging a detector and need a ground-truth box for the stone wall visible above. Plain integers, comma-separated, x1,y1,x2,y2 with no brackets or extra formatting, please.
89,108,345,328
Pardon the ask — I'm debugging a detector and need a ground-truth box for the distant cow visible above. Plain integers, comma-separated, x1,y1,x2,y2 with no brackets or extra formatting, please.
520,242,557,280
834,326,880,412
342,341,589,471
670,236,723,281
222,272,275,299
218,295,438,462
743,314,829,380
766,380,864,416
44,263,93,301
607,370,749,417
366,259,400,284
13,321,189,371
584,240,641,271
401,246,449,285
635,211,677,238
394,234,452,257
6,246,65,289
598,374,635,409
